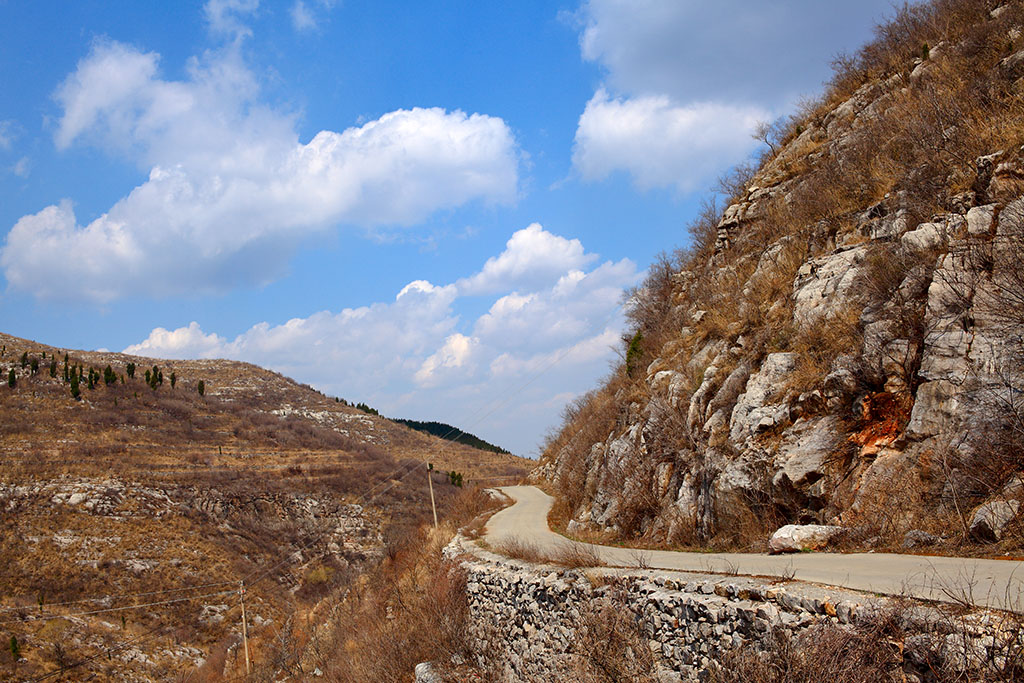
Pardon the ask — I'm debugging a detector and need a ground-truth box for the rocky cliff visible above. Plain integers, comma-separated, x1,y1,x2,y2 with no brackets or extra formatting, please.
536,0,1024,552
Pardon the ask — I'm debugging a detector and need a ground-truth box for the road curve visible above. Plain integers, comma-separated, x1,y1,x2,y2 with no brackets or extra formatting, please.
484,485,1024,612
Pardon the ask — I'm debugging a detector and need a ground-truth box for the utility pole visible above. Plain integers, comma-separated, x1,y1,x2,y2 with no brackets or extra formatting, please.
427,463,438,529
239,581,251,675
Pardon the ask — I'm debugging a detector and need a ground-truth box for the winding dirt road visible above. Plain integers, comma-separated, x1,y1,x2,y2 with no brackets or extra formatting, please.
484,485,1024,611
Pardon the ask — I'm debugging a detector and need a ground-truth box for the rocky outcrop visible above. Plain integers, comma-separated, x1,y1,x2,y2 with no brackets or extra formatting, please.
538,4,1024,551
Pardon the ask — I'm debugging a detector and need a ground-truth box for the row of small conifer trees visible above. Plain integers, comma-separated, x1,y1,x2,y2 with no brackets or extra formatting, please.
3,347,205,400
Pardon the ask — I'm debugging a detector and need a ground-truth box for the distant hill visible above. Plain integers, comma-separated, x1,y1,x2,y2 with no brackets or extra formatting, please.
0,330,529,679
392,418,510,454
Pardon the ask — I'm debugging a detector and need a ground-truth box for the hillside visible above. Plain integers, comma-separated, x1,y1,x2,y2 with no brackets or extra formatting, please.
536,0,1024,556
0,331,528,680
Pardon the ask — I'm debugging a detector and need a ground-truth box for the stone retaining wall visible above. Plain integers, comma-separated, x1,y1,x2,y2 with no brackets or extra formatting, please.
447,539,1015,682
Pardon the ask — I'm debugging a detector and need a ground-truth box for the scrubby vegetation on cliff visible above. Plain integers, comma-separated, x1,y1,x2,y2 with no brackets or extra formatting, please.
537,0,1024,555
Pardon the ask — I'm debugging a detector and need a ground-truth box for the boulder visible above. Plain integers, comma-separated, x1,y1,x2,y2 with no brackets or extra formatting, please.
966,204,995,236
772,417,841,490
768,524,844,554
969,501,1021,543
901,222,946,253
414,662,443,683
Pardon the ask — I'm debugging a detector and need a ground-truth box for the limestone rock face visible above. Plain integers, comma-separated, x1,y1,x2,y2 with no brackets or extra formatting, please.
534,13,1024,550
792,246,869,324
768,525,844,554
729,352,797,446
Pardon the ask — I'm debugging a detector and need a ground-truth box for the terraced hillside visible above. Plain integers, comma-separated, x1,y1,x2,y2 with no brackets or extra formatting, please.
0,331,528,680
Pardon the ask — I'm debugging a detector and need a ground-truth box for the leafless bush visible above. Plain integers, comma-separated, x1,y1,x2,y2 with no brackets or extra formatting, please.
569,593,659,682
551,542,605,569
711,601,1024,682
494,537,546,564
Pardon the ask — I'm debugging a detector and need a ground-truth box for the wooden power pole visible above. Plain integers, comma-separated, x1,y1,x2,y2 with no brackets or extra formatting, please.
427,464,438,529
240,581,251,675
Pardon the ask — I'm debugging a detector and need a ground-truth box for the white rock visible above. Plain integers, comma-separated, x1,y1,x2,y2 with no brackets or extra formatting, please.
970,501,1021,543
905,380,959,440
772,417,840,489
966,205,995,236
901,222,946,253
792,246,869,324
768,524,843,554
729,353,797,445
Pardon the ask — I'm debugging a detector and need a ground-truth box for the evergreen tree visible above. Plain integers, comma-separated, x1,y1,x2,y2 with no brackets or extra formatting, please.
145,369,151,385
170,371,176,388
7,369,14,389
30,357,38,375
70,373,80,399
126,362,136,379
9,634,19,674
49,361,56,378
19,352,27,369
197,380,205,396
103,365,115,385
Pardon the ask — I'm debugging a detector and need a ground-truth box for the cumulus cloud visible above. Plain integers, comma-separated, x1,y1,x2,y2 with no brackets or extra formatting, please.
570,0,891,192
2,41,519,301
457,223,596,295
125,224,641,455
124,321,227,358
576,0,892,105
573,89,766,191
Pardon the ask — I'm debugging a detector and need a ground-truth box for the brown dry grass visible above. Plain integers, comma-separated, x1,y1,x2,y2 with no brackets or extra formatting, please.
0,331,530,680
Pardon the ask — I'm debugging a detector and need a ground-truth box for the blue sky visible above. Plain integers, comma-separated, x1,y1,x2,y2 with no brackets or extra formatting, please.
0,0,894,455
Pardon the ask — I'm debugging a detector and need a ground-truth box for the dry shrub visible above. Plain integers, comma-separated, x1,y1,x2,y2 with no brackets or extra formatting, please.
784,306,863,396
551,542,605,569
845,453,941,546
314,526,471,683
712,602,1024,683
569,593,659,682
494,537,546,564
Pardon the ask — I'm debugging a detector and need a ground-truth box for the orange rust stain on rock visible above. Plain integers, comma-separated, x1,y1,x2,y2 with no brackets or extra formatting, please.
849,392,913,454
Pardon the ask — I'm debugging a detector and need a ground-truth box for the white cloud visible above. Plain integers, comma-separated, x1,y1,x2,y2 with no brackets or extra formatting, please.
290,1,316,30
124,321,228,358
457,223,596,295
2,41,519,301
204,0,260,41
415,333,478,386
0,120,14,150
124,224,641,455
573,89,766,192
12,157,29,178
570,0,892,192
290,0,336,31
576,0,892,105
